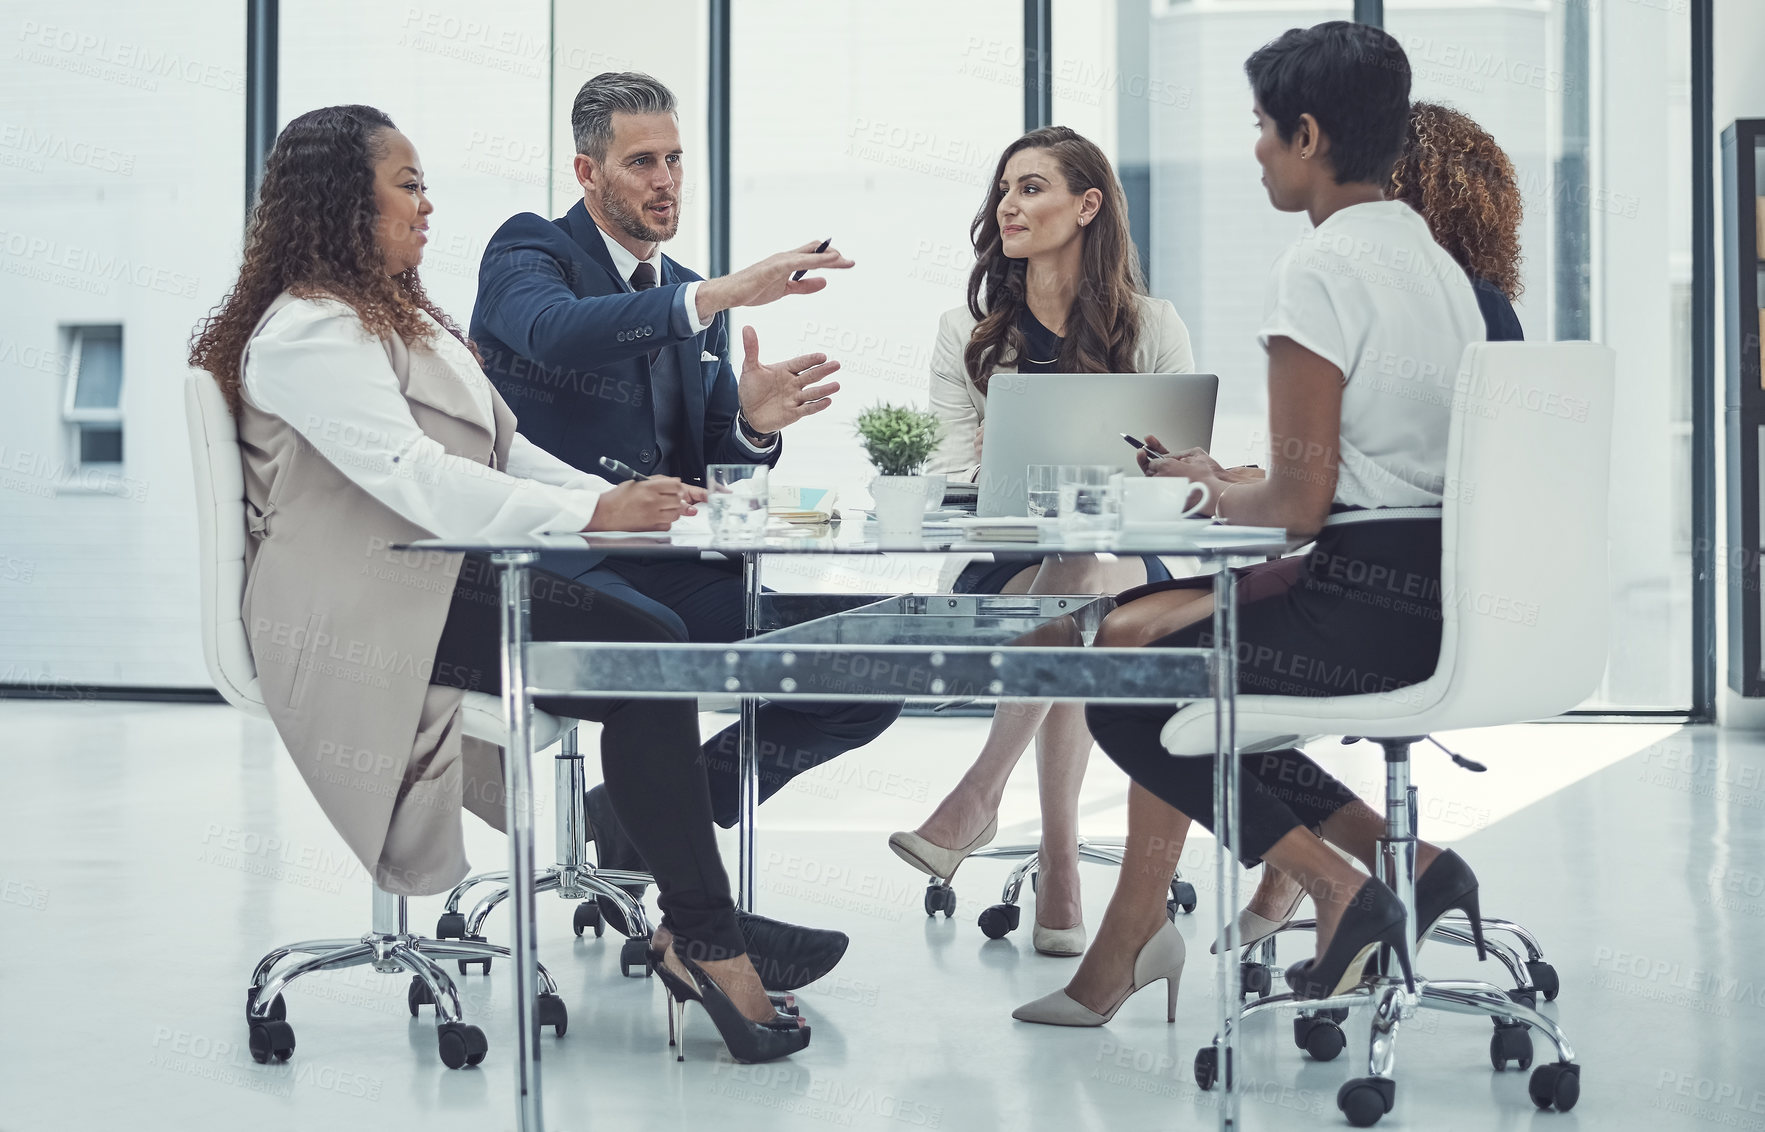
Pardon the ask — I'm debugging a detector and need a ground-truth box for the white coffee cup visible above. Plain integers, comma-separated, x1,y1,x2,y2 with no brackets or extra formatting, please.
1121,476,1211,524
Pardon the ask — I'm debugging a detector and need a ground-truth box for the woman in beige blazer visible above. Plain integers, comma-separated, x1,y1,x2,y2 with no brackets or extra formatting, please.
888,127,1194,957
188,104,809,1064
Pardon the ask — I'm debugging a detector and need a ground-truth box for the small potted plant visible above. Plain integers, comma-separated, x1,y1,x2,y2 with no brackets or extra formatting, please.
854,403,943,541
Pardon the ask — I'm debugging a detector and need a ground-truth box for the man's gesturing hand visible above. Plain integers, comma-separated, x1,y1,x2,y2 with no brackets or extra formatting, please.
695,239,854,320
736,325,842,435
584,478,707,532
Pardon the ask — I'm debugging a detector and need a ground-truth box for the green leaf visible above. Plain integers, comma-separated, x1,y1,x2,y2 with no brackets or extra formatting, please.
853,403,945,477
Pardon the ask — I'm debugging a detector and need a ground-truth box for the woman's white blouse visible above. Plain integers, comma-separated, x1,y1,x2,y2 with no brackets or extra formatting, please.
242,297,614,541
1257,200,1486,509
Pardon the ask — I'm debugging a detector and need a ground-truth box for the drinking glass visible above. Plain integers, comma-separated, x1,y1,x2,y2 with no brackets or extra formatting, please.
1025,464,1061,518
705,464,770,543
1055,465,1122,538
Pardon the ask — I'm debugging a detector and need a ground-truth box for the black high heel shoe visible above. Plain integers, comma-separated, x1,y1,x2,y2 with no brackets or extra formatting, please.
646,940,797,1016
1285,878,1415,1000
1414,849,1486,960
656,943,810,1064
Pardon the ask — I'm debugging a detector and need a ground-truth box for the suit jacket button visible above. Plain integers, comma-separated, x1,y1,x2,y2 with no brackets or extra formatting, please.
640,449,655,463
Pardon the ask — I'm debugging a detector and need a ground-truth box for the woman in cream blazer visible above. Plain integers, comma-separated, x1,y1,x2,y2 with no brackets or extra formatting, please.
188,104,811,1063
888,127,1194,958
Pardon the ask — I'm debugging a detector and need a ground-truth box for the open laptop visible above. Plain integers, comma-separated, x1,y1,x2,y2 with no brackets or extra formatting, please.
976,372,1219,517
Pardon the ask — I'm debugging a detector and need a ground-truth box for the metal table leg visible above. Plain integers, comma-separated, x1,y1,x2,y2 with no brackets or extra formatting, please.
493,550,543,1132
1211,562,1242,1131
737,552,762,911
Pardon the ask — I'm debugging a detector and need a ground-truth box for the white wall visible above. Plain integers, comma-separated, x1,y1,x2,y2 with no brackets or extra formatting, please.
0,1,244,686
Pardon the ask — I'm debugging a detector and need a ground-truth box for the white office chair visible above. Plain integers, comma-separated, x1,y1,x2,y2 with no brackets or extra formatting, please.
1172,342,1613,1125
184,371,572,1068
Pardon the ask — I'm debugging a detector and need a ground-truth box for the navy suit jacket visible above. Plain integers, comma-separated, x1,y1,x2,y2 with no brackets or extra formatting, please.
469,200,779,488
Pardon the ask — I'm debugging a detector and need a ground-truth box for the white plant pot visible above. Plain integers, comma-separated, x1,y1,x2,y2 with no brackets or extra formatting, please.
870,474,929,541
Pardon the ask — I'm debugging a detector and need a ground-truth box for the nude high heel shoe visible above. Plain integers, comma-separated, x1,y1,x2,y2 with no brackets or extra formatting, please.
1032,920,1087,958
1210,885,1306,955
887,816,998,882
1012,919,1186,1027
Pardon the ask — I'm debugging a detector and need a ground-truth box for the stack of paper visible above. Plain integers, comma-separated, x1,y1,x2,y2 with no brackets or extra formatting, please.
950,516,1049,543
769,485,839,525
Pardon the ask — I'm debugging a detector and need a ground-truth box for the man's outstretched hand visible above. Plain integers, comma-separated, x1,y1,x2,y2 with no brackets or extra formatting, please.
736,325,842,435
696,239,854,320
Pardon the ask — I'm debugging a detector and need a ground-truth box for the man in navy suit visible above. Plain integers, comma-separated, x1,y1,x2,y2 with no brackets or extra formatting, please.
471,74,899,974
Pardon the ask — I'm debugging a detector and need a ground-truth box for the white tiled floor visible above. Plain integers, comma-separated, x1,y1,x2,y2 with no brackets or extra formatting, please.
3,700,1760,1132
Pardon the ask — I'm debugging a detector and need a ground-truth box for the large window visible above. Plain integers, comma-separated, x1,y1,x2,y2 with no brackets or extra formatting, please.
729,1,1022,518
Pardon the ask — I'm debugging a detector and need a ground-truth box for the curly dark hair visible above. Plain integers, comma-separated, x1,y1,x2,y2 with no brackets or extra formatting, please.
964,126,1144,393
1388,101,1525,300
188,104,470,412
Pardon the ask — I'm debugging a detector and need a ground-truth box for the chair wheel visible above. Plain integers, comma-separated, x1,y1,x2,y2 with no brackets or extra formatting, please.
573,901,604,939
1529,1063,1579,1111
1527,960,1560,1002
247,1019,295,1064
436,911,466,939
1490,1021,1533,1070
1337,1077,1395,1127
407,976,437,1017
620,935,653,978
244,987,286,1022
437,1022,488,1069
1170,879,1197,914
457,935,491,976
977,903,1021,939
537,992,568,1037
924,883,956,918
1508,985,1537,1010
1241,962,1273,998
1193,1045,1232,1090
1294,1015,1345,1062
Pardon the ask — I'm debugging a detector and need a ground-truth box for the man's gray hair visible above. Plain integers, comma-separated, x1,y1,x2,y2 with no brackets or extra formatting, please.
572,72,678,162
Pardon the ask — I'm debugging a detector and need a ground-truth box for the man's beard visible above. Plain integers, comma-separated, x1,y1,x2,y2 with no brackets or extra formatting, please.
601,184,679,244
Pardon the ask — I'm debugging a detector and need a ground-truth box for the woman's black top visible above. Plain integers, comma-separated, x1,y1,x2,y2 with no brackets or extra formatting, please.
1017,308,1064,373
1471,276,1523,342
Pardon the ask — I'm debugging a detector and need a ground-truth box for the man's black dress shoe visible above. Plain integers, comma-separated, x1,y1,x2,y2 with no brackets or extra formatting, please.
738,912,850,992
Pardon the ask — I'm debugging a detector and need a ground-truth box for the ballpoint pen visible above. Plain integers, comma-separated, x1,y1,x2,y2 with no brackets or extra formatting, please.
598,456,650,482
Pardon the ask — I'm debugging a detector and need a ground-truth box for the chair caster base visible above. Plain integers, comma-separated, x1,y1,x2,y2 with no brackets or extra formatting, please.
573,900,605,938
1194,1046,1229,1091
437,1021,487,1069
621,935,653,978
245,987,286,1022
1527,960,1560,1002
1337,1077,1396,1127
1490,1020,1534,1070
407,976,434,1017
457,936,491,976
1530,1062,1580,1111
1241,961,1274,999
923,882,956,918
537,992,568,1037
248,1019,296,1064
435,911,466,939
1169,878,1197,915
978,903,1021,939
1294,1015,1345,1062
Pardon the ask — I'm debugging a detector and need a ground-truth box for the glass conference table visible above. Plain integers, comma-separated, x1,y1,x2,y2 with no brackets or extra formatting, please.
402,517,1294,1132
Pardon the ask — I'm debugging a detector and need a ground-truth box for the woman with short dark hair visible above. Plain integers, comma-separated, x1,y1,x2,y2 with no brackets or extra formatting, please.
1016,22,1488,1026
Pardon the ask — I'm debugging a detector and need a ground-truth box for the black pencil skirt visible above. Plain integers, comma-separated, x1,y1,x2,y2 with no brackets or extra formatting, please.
1086,518,1444,865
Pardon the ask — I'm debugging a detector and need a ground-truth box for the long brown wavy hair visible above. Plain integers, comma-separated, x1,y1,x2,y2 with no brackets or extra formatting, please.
189,104,469,412
964,126,1144,393
1388,101,1524,300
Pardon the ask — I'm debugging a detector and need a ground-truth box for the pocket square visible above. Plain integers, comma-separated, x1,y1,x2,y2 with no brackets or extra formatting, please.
700,351,719,362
